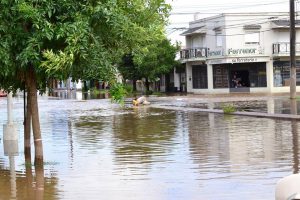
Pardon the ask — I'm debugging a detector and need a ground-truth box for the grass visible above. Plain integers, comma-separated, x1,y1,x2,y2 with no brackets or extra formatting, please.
89,87,109,95
221,103,236,114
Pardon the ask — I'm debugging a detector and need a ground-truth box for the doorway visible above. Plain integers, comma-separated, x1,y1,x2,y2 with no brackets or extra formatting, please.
230,70,250,88
230,70,250,93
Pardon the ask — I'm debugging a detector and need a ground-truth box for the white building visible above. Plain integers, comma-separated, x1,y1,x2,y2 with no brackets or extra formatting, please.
178,12,300,94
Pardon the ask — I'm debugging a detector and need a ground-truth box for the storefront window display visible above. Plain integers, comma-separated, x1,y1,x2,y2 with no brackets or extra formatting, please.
273,61,300,87
213,63,266,88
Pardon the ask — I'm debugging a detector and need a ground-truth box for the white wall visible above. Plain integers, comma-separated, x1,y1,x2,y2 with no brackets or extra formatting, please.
174,68,181,90
184,12,300,94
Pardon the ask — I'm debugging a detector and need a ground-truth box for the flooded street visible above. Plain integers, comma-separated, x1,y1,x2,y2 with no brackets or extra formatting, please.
0,93,299,199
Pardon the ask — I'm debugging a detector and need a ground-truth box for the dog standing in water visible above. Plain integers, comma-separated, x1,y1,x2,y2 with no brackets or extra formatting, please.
132,96,150,106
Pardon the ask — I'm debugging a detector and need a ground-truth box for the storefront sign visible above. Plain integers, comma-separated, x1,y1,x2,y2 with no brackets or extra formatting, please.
207,56,269,65
228,48,257,55
207,59,226,65
227,47,264,55
208,50,222,57
231,57,258,63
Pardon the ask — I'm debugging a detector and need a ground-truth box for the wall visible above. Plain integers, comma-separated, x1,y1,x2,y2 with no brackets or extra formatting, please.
183,12,300,94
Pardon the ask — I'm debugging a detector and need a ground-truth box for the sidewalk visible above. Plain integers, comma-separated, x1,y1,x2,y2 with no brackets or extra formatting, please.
148,93,300,120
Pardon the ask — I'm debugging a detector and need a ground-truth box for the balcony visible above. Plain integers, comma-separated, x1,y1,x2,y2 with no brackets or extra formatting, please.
179,47,207,61
273,42,300,56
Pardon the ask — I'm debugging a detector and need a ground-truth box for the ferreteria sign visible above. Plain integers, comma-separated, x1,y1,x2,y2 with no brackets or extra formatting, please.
227,48,262,55
231,57,257,63
207,56,269,64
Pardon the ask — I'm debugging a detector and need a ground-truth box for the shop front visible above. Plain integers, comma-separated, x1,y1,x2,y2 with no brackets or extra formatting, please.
185,47,270,94
213,62,267,92
273,61,300,87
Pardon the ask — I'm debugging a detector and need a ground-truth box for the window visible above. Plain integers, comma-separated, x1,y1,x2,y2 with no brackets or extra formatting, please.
216,32,222,47
248,63,267,87
213,65,229,88
192,65,208,89
245,32,260,45
273,61,300,87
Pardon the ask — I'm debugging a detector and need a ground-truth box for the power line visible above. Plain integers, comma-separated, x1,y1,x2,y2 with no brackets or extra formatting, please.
171,0,286,9
170,1,287,15
167,20,293,37
167,14,289,26
167,15,290,31
212,17,290,30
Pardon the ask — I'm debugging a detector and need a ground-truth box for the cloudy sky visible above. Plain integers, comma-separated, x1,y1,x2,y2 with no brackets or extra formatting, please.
166,0,294,45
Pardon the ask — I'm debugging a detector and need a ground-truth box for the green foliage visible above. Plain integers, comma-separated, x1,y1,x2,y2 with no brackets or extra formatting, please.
118,38,180,93
152,91,163,96
124,84,133,94
221,104,236,114
133,39,180,80
145,90,153,95
90,87,101,95
110,83,128,105
0,0,172,93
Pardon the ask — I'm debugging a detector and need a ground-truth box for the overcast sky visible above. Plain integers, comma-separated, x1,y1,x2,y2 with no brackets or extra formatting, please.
166,0,293,45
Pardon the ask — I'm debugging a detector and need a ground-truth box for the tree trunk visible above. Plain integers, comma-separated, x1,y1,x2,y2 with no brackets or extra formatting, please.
24,84,32,158
83,81,88,92
132,79,137,91
145,78,150,92
27,65,43,165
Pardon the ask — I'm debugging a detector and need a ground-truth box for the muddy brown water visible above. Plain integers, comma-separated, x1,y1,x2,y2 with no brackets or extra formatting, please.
0,94,299,199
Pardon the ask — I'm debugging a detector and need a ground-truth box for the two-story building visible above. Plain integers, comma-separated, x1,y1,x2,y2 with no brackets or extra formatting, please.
178,12,300,94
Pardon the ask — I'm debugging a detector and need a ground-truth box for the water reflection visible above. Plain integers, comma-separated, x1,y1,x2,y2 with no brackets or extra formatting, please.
187,96,300,115
0,140,58,200
49,90,109,100
4,140,18,200
292,120,299,173
1,97,300,199
111,107,177,174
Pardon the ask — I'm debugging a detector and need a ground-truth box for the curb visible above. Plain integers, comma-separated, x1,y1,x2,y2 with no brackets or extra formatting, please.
151,105,300,120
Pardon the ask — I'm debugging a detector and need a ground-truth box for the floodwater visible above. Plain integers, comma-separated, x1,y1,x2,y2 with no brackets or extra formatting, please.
0,93,299,200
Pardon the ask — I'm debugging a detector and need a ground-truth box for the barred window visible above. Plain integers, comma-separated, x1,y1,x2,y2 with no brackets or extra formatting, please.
192,65,208,89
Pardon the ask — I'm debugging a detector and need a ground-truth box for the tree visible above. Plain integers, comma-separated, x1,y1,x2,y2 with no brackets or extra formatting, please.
119,38,180,92
0,0,171,165
118,54,140,91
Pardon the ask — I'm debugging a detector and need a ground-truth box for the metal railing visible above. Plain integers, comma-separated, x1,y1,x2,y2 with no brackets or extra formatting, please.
179,47,207,60
273,42,300,54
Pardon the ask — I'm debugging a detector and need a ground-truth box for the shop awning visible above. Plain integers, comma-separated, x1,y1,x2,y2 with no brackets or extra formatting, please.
180,26,206,36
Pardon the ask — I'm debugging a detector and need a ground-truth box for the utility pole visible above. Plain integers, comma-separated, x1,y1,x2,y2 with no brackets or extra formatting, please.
290,0,297,99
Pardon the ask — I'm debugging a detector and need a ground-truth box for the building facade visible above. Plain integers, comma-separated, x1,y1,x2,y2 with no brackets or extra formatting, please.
179,12,300,94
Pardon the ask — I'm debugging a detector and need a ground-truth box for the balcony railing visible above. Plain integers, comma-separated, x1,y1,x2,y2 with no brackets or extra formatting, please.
180,47,207,60
273,42,300,55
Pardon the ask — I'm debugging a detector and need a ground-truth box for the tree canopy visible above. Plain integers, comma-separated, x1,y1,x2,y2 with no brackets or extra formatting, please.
0,0,171,90
118,38,180,91
134,38,179,81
